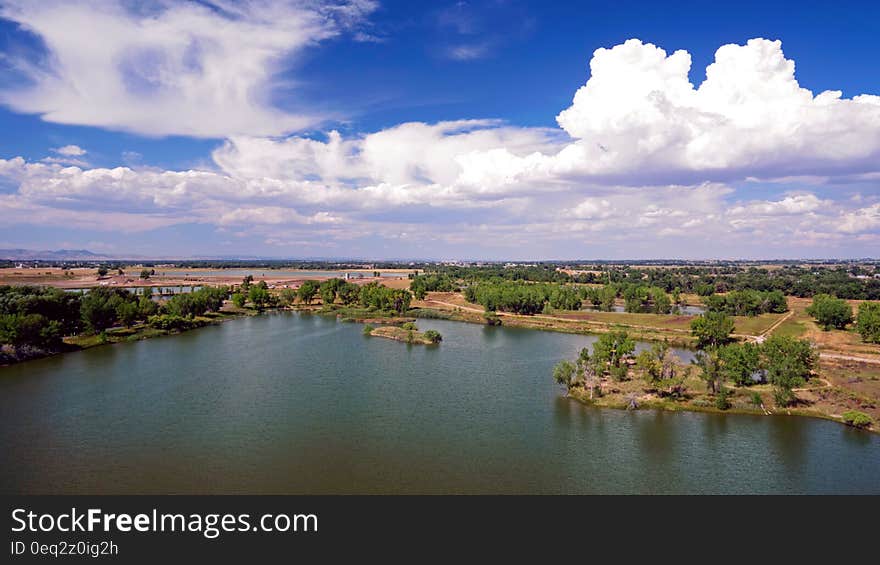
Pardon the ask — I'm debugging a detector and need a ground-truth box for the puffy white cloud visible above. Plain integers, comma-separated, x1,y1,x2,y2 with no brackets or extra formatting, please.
457,38,880,189
52,145,86,156
0,0,376,137
213,120,561,188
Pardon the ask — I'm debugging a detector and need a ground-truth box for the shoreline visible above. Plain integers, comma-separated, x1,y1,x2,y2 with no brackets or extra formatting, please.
564,387,862,430
1,302,875,434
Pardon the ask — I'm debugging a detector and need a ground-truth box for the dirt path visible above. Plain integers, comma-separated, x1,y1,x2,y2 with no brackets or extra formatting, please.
819,352,880,365
760,310,794,338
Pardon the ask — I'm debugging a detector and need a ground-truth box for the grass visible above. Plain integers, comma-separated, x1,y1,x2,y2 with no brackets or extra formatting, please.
732,313,785,335
772,318,807,338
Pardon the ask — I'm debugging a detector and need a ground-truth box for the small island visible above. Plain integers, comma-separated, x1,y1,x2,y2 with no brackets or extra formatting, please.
364,322,442,345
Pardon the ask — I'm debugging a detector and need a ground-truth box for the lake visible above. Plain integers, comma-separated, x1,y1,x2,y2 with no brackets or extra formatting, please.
0,313,877,494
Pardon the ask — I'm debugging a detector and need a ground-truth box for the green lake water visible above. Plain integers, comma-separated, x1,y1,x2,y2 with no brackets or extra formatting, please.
1,313,877,494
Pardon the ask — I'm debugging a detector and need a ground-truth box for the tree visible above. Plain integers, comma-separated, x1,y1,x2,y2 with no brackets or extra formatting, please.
248,284,270,310
389,289,412,314
691,312,734,349
592,330,635,380
337,283,361,305
636,349,662,385
81,287,129,333
575,347,602,399
856,302,880,343
297,280,320,304
806,294,853,330
553,360,576,390
762,335,817,407
279,288,297,307
138,295,158,318
718,342,761,386
548,286,582,310
96,267,109,277
116,301,139,327
231,293,246,308
0,313,62,349
140,269,152,280
319,278,345,306
692,349,724,394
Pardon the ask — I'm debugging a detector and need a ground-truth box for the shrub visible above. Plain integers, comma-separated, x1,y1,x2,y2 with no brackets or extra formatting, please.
362,324,374,336
841,411,873,429
147,314,194,331
231,293,246,308
423,329,442,343
483,313,501,326
750,392,763,408
857,302,880,343
401,322,417,331
714,387,731,410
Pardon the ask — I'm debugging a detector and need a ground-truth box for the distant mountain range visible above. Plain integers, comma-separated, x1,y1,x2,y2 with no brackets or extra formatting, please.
0,249,112,261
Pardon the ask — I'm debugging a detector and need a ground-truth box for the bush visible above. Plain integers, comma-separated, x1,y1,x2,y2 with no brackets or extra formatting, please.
714,388,731,410
750,392,763,408
362,324,374,336
841,411,873,429
401,322,417,331
483,313,501,326
857,302,880,343
147,314,195,331
423,329,442,343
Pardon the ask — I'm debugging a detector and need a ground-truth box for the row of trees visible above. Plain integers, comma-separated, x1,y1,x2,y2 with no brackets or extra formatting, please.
702,290,788,316
463,281,682,316
269,278,414,315
464,281,559,314
0,285,234,356
806,294,880,343
561,265,880,300
409,274,458,299
582,283,676,314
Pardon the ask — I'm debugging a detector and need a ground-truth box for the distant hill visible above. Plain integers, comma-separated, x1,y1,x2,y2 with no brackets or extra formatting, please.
0,249,112,261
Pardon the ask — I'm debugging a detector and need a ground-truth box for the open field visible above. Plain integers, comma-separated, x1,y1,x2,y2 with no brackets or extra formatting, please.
0,266,411,291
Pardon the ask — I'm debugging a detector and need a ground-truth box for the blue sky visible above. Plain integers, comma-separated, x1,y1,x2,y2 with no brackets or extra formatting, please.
0,0,878,259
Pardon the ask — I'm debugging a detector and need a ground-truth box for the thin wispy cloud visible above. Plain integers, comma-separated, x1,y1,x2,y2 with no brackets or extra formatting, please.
0,0,377,138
